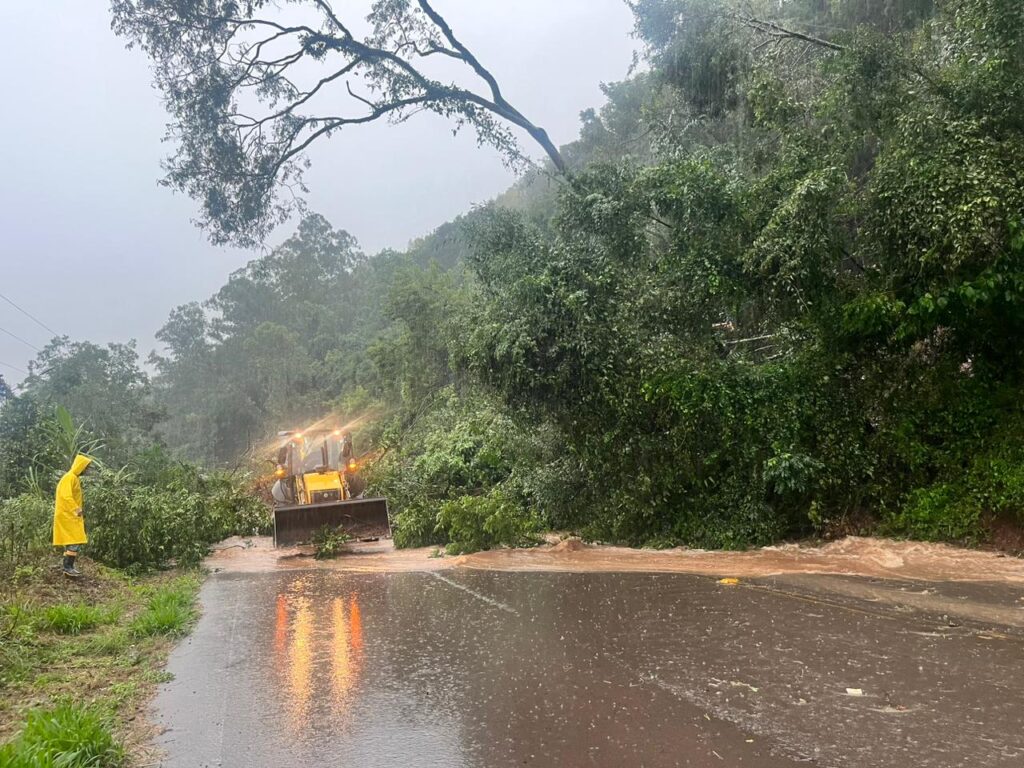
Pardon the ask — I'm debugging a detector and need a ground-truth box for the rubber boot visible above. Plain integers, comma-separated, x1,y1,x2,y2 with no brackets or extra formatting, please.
62,552,81,578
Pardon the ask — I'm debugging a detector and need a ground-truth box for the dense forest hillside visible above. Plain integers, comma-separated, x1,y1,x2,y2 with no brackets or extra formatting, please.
3,0,1023,553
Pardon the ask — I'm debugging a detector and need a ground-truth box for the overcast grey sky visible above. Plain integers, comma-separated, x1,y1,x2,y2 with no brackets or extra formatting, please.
0,1,637,384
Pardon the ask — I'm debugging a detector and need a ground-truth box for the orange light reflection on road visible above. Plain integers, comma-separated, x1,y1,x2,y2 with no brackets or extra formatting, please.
287,596,313,728
349,595,363,651
273,588,366,730
330,594,365,712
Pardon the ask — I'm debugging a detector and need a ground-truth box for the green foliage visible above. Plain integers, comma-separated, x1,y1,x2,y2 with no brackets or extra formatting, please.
371,390,560,550
150,213,399,464
370,263,468,410
0,390,268,575
763,453,825,497
1,603,37,684
111,2,564,247
18,340,160,466
0,396,61,499
312,526,350,560
9,0,1015,561
101,0,1024,553
44,406,105,471
437,490,541,555
86,461,269,571
390,505,439,550
0,703,124,768
437,0,1024,547
0,494,50,569
1,569,201,761
81,630,131,658
885,410,1024,541
887,484,981,542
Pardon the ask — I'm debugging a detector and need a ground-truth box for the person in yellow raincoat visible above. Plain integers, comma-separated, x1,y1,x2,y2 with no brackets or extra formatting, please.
53,454,93,578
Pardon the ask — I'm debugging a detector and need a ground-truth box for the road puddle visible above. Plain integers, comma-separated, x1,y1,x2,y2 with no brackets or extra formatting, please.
157,567,1024,767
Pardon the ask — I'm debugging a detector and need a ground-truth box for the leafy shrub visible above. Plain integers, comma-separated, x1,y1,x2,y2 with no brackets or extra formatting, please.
0,440,269,574
312,526,350,560
392,503,441,549
0,494,51,569
0,703,124,768
436,489,541,555
40,603,119,636
884,411,1024,543
764,453,825,497
886,484,981,542
373,390,557,550
970,455,1024,523
86,464,270,571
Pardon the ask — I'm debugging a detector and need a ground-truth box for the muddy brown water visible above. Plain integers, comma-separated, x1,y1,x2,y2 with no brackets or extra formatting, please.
153,538,1024,767
208,534,1024,585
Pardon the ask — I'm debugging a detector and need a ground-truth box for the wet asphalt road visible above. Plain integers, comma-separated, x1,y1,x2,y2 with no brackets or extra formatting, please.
153,570,1024,767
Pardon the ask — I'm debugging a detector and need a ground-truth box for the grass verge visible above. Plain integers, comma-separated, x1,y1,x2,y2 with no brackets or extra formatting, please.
0,558,202,766
0,703,125,767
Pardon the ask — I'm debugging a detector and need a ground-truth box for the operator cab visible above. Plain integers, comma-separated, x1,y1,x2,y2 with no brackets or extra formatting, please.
271,429,361,506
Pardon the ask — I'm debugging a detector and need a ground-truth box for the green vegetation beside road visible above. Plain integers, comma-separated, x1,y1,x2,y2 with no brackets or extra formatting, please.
0,398,266,763
0,568,201,766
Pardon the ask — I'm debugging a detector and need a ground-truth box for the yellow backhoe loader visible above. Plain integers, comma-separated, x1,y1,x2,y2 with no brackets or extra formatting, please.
270,429,390,546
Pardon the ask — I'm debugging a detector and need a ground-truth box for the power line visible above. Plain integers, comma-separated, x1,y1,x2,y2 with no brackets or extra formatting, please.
0,359,27,375
0,291,59,336
0,324,41,352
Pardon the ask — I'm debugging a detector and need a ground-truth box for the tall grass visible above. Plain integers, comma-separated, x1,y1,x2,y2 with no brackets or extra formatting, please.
0,703,124,767
40,603,120,636
129,577,199,638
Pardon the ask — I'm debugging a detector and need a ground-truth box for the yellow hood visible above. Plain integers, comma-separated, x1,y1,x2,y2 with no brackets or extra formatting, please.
70,454,93,476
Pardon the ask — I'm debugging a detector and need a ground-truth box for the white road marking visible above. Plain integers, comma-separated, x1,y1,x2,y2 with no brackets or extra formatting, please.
428,572,519,615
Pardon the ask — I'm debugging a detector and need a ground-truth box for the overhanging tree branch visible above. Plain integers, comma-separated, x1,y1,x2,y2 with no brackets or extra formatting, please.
110,0,568,247
731,13,846,52
417,0,565,172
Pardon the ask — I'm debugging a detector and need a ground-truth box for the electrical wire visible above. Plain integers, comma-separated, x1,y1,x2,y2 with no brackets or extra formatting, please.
0,291,59,336
0,324,40,352
0,359,27,375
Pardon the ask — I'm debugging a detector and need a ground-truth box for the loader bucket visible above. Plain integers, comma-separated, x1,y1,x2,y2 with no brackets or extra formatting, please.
273,497,391,547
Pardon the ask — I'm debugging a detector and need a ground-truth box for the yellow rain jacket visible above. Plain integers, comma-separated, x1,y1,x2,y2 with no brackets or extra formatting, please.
52,454,92,546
